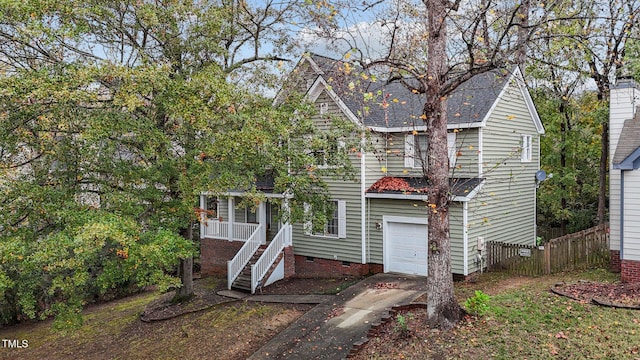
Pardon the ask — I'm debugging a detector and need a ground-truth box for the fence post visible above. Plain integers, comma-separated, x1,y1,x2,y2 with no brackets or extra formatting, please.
544,243,551,274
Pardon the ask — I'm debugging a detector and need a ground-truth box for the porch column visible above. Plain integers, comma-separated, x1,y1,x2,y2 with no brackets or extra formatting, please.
283,197,292,246
258,201,267,244
228,197,235,241
199,194,207,239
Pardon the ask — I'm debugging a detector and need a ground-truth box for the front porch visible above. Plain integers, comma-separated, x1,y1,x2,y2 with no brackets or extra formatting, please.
198,194,293,293
201,219,262,243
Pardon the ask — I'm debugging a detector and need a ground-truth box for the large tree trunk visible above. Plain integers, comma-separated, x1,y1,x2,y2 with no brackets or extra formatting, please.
597,122,608,224
174,222,194,301
424,0,465,330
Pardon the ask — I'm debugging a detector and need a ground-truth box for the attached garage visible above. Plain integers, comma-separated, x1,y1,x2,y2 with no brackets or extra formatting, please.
383,216,428,276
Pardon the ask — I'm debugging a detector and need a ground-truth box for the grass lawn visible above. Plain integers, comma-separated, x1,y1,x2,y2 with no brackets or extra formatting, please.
357,269,640,359
0,277,311,360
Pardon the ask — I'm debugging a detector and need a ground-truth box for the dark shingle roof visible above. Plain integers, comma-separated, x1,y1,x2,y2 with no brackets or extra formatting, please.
307,54,511,129
613,110,640,169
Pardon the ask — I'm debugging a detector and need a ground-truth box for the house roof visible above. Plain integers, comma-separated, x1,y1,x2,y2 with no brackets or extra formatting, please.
365,176,484,202
304,53,543,133
613,110,640,170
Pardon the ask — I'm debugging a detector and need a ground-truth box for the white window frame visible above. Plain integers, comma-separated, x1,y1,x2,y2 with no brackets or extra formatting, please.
521,134,532,162
404,132,458,169
447,132,457,167
316,140,345,169
304,200,347,238
319,102,329,115
246,207,257,223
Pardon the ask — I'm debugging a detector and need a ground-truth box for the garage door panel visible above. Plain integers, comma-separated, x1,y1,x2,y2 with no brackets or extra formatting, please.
385,219,427,276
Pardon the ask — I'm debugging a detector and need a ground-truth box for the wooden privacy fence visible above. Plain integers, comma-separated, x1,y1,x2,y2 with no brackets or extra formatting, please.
486,225,610,276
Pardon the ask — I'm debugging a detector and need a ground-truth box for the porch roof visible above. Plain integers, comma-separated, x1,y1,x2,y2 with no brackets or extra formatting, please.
365,176,484,202
203,172,291,198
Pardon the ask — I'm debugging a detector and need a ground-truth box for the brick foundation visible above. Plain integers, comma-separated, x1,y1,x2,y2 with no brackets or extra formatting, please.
292,255,383,278
621,259,640,283
610,250,622,273
200,238,418,280
199,238,244,276
283,246,296,278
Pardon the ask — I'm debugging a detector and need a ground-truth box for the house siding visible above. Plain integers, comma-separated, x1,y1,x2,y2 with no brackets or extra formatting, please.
466,200,488,274
365,198,466,275
610,82,640,253
217,198,228,220
364,128,480,183
470,79,539,246
290,174,363,263
623,170,640,262
290,88,364,264
450,128,480,179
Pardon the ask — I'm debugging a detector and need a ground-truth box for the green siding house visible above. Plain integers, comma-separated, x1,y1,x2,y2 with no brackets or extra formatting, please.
199,54,544,293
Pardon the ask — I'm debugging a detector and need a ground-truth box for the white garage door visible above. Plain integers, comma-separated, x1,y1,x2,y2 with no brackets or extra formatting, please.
384,217,428,276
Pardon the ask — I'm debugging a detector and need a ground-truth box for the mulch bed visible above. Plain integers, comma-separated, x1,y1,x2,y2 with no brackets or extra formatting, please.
551,281,640,309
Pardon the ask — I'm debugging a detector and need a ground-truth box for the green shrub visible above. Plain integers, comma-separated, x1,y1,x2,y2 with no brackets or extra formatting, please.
394,312,413,336
465,290,491,316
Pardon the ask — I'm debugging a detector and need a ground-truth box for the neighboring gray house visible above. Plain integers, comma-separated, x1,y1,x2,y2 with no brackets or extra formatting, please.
199,54,545,293
610,78,640,283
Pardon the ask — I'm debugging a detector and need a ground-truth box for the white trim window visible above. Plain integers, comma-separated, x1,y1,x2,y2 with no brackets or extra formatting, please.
313,138,345,169
447,132,457,167
304,200,347,238
404,133,427,168
404,132,458,168
319,102,329,115
521,134,532,162
246,207,257,223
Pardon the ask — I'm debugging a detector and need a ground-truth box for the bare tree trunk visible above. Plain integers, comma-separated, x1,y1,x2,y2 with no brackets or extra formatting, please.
516,0,530,67
174,222,194,301
424,0,465,330
598,122,608,224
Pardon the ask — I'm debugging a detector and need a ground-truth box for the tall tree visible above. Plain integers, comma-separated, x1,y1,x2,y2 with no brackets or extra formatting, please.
528,0,640,225
422,0,462,329
0,0,355,325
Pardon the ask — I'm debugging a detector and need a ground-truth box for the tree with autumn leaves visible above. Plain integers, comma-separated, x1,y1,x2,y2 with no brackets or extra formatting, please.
0,0,357,327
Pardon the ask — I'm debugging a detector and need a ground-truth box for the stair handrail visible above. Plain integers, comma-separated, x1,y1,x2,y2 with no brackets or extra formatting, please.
227,224,263,290
251,224,292,293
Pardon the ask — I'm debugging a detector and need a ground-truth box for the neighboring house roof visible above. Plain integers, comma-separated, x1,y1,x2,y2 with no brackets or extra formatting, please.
304,53,544,134
613,110,640,170
365,176,484,202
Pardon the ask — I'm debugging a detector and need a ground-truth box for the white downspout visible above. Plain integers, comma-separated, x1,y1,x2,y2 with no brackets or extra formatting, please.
463,201,469,276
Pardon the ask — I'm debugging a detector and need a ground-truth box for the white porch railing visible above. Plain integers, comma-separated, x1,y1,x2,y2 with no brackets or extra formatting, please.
227,224,263,290
251,224,292,294
204,220,260,242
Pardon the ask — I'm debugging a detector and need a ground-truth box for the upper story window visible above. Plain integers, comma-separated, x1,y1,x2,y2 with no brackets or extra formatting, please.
307,135,345,169
521,134,532,162
404,132,457,169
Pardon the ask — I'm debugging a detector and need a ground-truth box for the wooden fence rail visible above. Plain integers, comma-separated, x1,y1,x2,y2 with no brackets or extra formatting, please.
486,225,609,276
